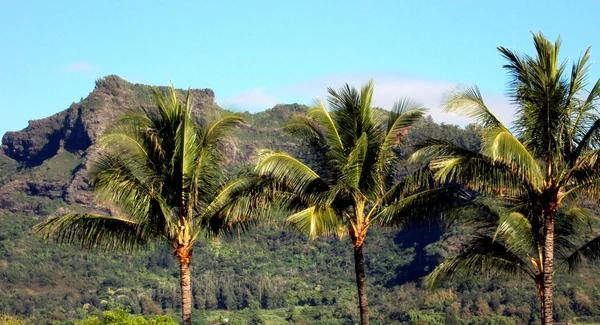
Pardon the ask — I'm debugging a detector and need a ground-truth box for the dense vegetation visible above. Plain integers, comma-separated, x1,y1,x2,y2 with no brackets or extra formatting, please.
2,33,600,324
2,110,600,324
415,33,600,325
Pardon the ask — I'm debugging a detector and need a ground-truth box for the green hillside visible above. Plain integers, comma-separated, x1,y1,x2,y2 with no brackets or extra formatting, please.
0,76,599,325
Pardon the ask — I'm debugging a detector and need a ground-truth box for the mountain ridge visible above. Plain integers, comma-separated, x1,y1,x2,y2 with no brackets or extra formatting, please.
3,76,595,325
0,75,307,215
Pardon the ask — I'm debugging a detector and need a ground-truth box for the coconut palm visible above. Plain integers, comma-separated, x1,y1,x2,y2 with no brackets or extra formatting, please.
255,80,465,325
34,85,249,325
412,32,600,324
424,197,600,322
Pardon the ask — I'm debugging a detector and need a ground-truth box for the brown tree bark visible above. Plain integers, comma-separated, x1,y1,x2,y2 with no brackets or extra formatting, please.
542,212,554,325
536,280,545,323
177,246,193,325
353,243,369,325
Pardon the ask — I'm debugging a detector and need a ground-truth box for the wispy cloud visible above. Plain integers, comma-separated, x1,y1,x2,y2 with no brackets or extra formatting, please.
218,88,279,111
218,72,516,126
62,61,96,72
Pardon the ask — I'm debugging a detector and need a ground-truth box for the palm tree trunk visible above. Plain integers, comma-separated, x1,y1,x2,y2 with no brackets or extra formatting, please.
540,295,545,324
177,247,193,325
353,243,369,325
536,280,544,322
542,212,554,325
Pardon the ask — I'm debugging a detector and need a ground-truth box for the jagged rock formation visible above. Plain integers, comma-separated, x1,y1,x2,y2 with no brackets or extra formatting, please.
0,75,223,213
0,75,305,215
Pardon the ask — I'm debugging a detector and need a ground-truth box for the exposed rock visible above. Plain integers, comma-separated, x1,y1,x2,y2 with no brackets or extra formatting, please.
0,75,221,214
0,75,305,216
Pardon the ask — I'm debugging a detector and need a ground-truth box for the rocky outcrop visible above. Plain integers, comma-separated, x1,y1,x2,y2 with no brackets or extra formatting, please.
0,75,306,216
0,75,220,213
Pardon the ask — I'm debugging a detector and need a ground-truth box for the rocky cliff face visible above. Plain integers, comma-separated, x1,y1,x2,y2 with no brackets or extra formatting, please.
2,75,218,166
0,75,306,215
0,75,221,213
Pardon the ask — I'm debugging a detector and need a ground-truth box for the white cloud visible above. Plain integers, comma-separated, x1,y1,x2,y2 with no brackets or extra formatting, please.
63,61,95,72
218,88,280,111
219,72,516,126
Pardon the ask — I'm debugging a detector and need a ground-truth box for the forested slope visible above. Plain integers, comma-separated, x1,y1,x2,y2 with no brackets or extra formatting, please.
0,76,598,325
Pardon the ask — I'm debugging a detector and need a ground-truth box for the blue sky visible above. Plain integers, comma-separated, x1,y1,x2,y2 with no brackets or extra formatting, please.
1,0,599,135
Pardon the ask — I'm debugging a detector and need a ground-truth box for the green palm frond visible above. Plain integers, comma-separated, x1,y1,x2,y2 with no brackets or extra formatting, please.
374,186,468,227
359,79,375,132
91,153,175,238
308,98,345,155
341,132,369,190
284,115,326,146
566,47,591,104
197,175,300,239
287,206,343,240
564,168,600,202
424,234,533,291
493,212,539,261
500,32,568,158
561,235,600,273
378,99,426,173
567,119,600,170
256,150,327,195
554,206,594,260
441,84,544,190
327,83,365,153
193,114,244,203
411,139,527,197
444,85,505,128
34,214,146,251
378,167,435,204
481,127,544,190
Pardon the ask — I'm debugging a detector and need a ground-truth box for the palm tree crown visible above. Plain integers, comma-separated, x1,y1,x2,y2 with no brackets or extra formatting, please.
35,85,246,325
256,80,463,325
413,32,600,324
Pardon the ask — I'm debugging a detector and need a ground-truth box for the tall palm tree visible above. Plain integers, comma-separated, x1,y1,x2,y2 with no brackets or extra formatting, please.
412,32,600,324
34,85,248,325
255,80,464,325
424,197,600,322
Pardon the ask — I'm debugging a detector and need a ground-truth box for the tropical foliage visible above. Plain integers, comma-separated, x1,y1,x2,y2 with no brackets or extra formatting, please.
34,85,248,325
413,32,600,324
254,80,466,324
2,108,600,324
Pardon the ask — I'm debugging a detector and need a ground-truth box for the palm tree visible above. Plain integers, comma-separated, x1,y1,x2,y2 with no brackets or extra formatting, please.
412,32,600,324
34,85,248,325
424,197,600,322
255,80,463,325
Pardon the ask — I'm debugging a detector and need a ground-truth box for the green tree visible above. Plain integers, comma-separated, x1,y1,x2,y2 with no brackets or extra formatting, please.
255,80,462,324
35,85,249,325
414,32,600,324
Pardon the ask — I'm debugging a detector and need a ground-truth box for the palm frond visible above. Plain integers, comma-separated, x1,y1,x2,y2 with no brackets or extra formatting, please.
256,150,327,195
378,99,426,172
284,115,326,146
493,212,539,261
482,127,544,190
501,32,568,159
307,98,345,155
327,83,364,153
196,175,300,239
286,206,343,240
567,118,600,171
34,214,147,251
424,235,533,290
359,79,375,134
561,235,600,273
374,185,469,227
341,132,369,190
411,139,528,197
443,85,505,128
